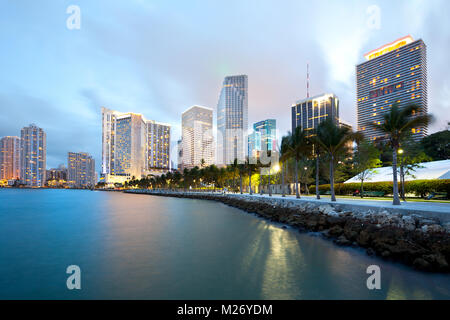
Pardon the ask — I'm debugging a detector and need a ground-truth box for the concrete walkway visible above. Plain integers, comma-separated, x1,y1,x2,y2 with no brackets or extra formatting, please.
245,193,450,213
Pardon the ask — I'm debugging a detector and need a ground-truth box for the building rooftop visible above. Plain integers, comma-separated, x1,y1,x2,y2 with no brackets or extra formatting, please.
293,93,337,106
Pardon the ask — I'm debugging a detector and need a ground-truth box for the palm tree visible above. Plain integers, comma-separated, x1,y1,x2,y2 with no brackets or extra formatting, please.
370,103,432,205
237,162,247,194
245,157,258,195
279,135,291,197
228,159,239,193
312,137,322,200
286,126,312,198
315,118,362,202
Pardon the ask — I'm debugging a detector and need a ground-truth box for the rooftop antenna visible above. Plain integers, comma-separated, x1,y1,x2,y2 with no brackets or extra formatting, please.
307,63,310,98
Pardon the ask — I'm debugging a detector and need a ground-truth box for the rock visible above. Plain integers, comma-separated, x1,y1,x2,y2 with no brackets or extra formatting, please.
328,225,343,237
413,258,431,270
423,254,449,271
422,224,445,233
419,218,439,227
400,216,417,231
357,230,371,247
334,235,351,246
381,250,391,258
443,223,450,234
318,204,334,215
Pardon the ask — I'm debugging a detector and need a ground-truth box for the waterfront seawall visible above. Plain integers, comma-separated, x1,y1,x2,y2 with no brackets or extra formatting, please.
125,189,450,273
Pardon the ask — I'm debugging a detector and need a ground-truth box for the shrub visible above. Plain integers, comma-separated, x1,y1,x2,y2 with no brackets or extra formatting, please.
308,179,450,198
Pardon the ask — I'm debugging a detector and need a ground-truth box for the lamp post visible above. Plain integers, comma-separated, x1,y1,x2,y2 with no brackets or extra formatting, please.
269,164,280,197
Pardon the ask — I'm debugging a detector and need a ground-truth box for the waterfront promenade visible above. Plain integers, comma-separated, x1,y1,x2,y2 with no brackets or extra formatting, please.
127,189,450,222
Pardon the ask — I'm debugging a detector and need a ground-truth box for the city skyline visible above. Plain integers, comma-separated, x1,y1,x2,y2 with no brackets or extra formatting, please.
1,1,450,171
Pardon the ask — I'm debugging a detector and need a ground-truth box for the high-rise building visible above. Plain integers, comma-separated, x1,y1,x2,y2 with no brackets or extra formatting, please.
291,93,339,136
217,75,248,165
20,124,46,187
115,112,146,178
46,164,68,187
67,152,96,188
147,120,171,170
102,107,171,185
177,139,183,170
248,131,262,159
181,106,214,169
254,119,277,152
0,136,21,181
356,35,428,141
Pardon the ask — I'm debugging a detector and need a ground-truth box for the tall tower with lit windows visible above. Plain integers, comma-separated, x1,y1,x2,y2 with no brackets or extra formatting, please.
216,75,248,165
356,36,428,142
101,107,170,185
20,124,46,187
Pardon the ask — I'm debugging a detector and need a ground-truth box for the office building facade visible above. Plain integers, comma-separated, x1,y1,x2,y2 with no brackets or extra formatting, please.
20,124,46,187
291,93,339,135
181,105,214,169
356,36,428,141
68,152,96,188
147,120,171,170
217,75,248,165
0,136,21,181
254,119,276,152
102,107,171,185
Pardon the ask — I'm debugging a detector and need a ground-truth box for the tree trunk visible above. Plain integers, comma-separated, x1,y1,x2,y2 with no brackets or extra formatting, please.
240,174,243,194
281,162,286,197
360,179,364,198
305,183,309,195
269,170,272,196
248,168,252,195
259,172,263,195
330,156,336,202
392,148,401,205
295,159,300,198
400,166,406,202
315,154,320,200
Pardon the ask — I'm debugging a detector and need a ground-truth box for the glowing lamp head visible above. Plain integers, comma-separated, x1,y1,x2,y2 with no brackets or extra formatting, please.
273,164,281,173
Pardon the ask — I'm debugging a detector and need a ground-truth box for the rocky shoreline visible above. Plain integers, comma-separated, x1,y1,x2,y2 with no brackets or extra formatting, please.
127,190,450,273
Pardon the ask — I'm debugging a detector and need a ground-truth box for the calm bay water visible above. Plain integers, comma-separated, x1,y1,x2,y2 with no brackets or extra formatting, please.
0,188,449,300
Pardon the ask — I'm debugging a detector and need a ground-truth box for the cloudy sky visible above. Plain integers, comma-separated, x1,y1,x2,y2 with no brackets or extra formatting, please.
1,0,449,170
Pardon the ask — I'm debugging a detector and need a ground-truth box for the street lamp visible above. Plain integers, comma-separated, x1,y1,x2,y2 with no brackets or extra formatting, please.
398,149,404,154
268,163,280,197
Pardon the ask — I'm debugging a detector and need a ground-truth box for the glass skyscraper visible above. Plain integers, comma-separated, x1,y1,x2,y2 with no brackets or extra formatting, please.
356,36,428,141
253,119,276,152
217,75,248,165
248,131,261,159
20,124,46,187
291,93,339,136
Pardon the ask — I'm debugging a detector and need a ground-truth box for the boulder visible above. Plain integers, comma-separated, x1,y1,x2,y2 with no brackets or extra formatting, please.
334,235,351,246
328,225,344,237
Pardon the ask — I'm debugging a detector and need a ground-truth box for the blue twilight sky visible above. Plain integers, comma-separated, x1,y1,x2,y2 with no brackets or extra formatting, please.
0,0,449,171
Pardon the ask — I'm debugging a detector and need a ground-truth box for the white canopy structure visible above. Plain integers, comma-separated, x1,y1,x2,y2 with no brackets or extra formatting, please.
344,160,450,183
